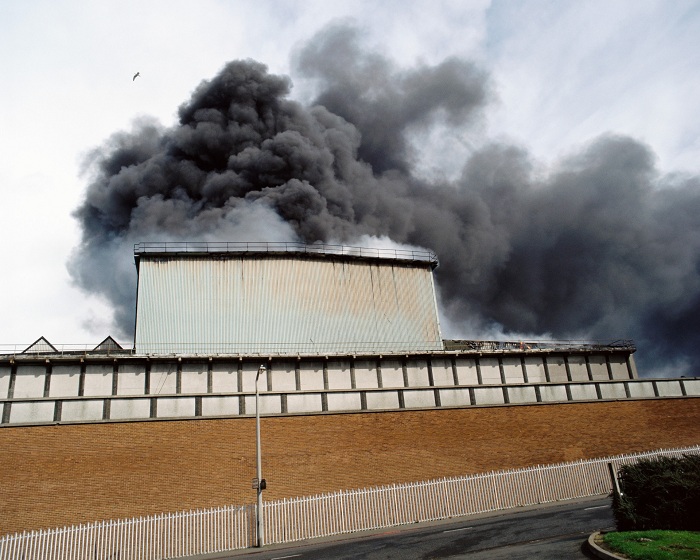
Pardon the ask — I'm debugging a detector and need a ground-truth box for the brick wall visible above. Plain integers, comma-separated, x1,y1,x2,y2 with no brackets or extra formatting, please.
1,398,699,535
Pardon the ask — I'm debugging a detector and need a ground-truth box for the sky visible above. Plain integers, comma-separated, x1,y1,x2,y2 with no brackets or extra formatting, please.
1,0,699,377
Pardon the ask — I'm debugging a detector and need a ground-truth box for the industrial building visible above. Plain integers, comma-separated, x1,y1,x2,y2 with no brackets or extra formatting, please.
0,242,698,536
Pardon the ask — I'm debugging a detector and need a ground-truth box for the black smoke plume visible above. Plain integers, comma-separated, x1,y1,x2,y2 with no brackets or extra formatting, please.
70,23,700,377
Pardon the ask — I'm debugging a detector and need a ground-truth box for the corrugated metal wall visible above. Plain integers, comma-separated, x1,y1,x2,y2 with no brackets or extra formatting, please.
135,256,443,354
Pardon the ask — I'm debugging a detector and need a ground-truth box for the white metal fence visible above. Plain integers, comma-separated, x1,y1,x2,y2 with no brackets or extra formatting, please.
2,445,698,559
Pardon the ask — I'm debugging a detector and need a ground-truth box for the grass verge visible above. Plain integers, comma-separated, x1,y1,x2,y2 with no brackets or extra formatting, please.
602,531,700,560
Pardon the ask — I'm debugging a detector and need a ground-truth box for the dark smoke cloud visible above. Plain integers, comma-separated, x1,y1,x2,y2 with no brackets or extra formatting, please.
70,23,700,377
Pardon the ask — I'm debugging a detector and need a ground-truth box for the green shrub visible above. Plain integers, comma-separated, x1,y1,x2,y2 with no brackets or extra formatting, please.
612,454,700,531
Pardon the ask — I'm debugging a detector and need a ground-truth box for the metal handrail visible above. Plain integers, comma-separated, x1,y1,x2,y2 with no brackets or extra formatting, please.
133,241,439,265
0,338,636,358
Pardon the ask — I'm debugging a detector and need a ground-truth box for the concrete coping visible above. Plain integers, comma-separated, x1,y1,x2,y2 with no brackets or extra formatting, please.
587,532,625,559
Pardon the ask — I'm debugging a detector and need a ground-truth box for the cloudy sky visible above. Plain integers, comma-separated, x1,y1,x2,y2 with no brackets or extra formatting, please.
1,0,699,376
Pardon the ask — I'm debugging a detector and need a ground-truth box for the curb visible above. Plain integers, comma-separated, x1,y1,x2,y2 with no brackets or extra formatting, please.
586,532,625,560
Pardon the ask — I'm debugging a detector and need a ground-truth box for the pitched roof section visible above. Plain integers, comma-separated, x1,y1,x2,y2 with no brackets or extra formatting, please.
93,336,123,353
22,336,57,354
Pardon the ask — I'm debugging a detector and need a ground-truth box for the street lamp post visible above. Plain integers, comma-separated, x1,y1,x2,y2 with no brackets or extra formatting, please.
255,364,266,547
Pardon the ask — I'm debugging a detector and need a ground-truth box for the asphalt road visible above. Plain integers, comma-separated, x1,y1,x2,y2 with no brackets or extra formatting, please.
202,496,615,560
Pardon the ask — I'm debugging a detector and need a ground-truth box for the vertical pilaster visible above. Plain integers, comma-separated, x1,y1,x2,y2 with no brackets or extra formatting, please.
43,360,52,398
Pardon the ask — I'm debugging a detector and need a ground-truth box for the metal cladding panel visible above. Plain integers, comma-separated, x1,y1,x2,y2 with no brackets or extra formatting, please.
135,255,443,354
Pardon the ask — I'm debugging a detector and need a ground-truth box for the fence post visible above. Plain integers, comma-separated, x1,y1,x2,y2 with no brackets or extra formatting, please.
608,462,623,498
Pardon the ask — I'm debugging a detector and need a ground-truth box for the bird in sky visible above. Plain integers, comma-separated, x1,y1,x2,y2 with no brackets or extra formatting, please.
133,72,140,81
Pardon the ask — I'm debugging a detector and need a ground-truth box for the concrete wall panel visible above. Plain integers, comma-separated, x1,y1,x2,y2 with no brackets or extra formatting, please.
403,390,435,408
119,364,147,395
241,362,268,392
478,358,501,385
405,359,430,387
10,401,54,423
327,392,361,411
0,366,10,398
474,387,504,405
454,358,479,385
286,394,323,414
365,391,400,410
244,394,282,415
502,357,524,384
683,380,700,396
211,363,238,393
609,356,631,380
13,366,47,398
271,361,296,392
507,386,537,404
201,396,240,416
628,382,656,398
546,356,568,382
327,360,352,390
299,361,324,391
570,384,599,401
599,383,628,400
567,355,589,381
655,380,684,397
181,366,208,394
589,355,609,381
110,399,151,420
380,359,404,388
62,400,103,422
439,388,471,407
430,358,454,386
157,398,196,418
524,358,547,383
354,360,379,389
148,363,176,394
48,366,81,398
83,365,113,396
539,385,569,403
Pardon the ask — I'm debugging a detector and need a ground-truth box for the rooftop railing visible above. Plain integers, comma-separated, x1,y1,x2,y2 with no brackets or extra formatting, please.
0,339,635,358
133,241,439,266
